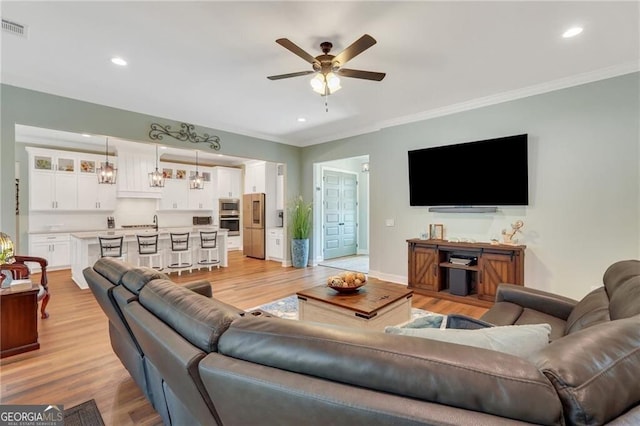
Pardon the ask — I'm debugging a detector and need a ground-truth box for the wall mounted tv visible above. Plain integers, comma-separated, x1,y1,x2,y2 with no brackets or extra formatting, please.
408,134,529,208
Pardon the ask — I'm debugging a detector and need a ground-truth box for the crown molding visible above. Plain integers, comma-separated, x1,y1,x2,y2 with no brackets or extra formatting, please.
376,62,640,133
295,62,639,147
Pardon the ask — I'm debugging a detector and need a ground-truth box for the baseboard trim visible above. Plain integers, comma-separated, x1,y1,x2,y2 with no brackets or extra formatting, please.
368,270,407,286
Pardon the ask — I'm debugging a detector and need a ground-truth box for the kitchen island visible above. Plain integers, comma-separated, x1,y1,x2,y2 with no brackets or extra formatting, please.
70,227,228,289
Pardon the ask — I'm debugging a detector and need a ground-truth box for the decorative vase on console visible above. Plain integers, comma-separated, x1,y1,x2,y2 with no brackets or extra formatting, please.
290,196,312,268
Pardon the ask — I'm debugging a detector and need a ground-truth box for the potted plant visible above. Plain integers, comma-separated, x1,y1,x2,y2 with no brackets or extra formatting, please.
289,196,312,268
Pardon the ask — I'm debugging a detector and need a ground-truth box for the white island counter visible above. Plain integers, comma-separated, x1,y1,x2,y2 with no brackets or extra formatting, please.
70,227,228,289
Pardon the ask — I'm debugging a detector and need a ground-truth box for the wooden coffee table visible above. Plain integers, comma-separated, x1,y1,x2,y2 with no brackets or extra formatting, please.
296,281,413,330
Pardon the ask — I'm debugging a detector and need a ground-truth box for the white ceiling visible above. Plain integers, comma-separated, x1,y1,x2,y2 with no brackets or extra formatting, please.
2,1,639,147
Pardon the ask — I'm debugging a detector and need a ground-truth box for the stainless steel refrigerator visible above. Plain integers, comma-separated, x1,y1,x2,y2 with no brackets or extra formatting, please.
243,193,265,259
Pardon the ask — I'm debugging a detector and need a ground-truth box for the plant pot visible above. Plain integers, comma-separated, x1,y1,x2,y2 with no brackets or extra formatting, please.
291,238,309,268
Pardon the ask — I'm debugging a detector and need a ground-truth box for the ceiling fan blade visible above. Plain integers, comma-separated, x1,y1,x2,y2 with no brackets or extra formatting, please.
332,34,377,66
267,70,316,80
275,38,319,65
337,68,386,81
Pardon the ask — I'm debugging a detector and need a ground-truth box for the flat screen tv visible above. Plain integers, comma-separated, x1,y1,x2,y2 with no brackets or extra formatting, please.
408,134,529,206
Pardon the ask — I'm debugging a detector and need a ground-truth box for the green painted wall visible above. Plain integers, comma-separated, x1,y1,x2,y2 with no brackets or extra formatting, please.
2,74,639,299
301,73,640,299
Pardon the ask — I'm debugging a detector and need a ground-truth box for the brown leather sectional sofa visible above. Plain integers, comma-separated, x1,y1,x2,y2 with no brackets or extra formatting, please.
84,258,640,425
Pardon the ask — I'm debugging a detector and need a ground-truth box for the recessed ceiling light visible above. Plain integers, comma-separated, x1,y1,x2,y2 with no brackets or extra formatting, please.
297,117,307,123
159,146,167,150
562,27,583,38
111,57,127,66
81,133,91,137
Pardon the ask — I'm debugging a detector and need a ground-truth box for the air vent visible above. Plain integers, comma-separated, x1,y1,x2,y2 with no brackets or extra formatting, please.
2,19,28,38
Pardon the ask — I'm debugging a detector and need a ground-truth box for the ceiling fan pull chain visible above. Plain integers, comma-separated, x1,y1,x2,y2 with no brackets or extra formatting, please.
324,80,329,112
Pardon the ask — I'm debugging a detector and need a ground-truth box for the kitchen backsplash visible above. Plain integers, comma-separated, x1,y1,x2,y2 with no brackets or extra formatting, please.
28,198,215,232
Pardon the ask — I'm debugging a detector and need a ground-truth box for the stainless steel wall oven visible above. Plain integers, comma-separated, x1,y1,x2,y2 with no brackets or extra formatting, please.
219,198,240,236
219,216,240,236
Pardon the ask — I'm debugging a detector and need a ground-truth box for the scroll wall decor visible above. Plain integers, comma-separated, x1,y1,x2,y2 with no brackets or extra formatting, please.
149,122,221,150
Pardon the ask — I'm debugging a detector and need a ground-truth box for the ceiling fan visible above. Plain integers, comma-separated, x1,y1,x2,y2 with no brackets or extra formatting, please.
267,34,386,96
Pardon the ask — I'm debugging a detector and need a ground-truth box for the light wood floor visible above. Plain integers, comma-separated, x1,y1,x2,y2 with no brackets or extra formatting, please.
0,251,487,425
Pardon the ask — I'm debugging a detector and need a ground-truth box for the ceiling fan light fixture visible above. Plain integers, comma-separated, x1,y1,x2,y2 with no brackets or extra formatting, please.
326,72,341,92
310,72,342,95
310,73,325,94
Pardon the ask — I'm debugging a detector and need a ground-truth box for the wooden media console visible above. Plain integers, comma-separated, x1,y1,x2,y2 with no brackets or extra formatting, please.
407,239,525,308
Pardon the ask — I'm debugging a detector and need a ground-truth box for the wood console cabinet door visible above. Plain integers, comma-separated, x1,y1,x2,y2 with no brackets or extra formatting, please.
478,252,519,301
408,244,439,291
1,286,40,358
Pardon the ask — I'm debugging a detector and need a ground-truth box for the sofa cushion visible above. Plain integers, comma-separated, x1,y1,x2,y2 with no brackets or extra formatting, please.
218,316,563,425
93,257,131,285
609,276,640,320
479,301,523,325
564,287,610,335
121,267,170,295
138,279,243,353
514,308,566,341
532,316,640,425
603,260,640,295
384,323,551,360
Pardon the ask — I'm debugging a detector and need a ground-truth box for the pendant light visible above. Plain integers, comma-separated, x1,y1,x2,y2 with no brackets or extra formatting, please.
97,137,117,184
190,151,204,190
148,144,165,187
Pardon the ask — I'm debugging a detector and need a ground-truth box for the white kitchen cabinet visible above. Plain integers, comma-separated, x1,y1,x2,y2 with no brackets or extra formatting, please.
227,236,242,251
267,228,284,261
115,144,162,199
160,178,189,210
245,161,277,196
77,154,116,210
27,149,78,211
244,161,266,194
188,167,214,210
29,233,71,271
213,167,242,199
276,164,285,210
159,163,214,211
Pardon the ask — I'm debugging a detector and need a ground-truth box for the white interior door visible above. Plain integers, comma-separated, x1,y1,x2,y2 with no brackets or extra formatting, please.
323,169,357,260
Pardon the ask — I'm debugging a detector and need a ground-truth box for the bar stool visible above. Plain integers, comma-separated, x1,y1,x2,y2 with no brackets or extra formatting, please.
136,234,163,270
98,236,126,261
167,232,192,276
197,231,220,271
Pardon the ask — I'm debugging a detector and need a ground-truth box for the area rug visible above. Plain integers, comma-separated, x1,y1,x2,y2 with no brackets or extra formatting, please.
318,255,369,273
64,399,105,426
251,294,435,322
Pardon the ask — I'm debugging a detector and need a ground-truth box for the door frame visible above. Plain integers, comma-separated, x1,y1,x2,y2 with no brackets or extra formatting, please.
318,166,360,262
309,154,371,266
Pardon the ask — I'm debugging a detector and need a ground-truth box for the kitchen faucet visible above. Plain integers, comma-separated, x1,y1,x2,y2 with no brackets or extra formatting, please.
153,214,158,232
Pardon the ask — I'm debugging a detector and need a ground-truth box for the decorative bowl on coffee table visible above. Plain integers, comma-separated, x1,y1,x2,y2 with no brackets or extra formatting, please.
326,271,367,294
327,282,366,294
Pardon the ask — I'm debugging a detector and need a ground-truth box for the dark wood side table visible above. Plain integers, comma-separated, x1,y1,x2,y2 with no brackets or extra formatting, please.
1,282,40,358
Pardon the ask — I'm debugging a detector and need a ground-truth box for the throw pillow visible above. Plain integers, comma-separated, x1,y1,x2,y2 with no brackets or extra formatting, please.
445,313,494,330
385,323,551,360
398,313,494,330
400,314,445,329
